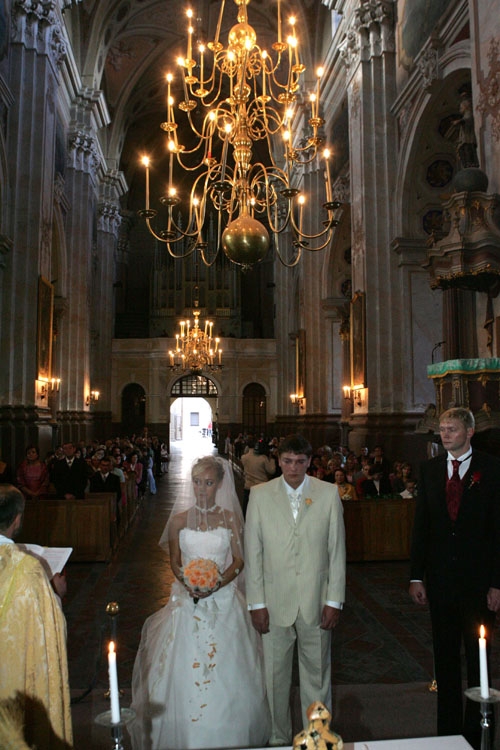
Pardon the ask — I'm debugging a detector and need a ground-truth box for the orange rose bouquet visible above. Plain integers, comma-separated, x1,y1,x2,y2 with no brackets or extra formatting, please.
182,558,221,603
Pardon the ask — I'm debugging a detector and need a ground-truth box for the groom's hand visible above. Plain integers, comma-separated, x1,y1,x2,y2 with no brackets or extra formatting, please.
250,607,270,634
320,605,341,630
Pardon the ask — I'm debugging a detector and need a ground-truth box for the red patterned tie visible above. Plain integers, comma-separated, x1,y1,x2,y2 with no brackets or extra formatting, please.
446,459,463,521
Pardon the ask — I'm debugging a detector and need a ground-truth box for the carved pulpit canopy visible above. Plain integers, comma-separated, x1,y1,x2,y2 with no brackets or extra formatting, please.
423,169,500,295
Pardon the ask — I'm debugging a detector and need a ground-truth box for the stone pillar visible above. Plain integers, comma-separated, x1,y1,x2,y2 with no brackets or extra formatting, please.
340,1,402,413
0,2,66,462
59,90,101,420
91,172,126,417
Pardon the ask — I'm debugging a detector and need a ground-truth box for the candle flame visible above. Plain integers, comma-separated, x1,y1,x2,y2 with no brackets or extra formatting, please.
480,625,486,639
109,640,116,654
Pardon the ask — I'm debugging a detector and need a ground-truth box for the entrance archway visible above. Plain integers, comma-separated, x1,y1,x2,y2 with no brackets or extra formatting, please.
170,374,219,446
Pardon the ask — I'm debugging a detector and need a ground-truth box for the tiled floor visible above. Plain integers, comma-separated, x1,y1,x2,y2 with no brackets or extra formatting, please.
64,438,500,748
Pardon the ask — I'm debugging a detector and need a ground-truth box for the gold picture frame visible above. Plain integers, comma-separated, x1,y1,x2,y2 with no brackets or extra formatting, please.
350,291,366,388
37,276,54,381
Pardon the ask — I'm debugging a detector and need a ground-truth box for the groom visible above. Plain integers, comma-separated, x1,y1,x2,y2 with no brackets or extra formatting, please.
245,434,346,746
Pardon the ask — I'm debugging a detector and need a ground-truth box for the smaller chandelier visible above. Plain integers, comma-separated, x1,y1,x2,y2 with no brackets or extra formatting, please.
169,304,223,374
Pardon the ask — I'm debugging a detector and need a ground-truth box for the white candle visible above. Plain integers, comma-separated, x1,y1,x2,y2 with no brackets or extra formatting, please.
108,641,121,724
479,625,489,699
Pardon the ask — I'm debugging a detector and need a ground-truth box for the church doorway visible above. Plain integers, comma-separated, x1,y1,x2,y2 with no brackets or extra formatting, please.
169,374,219,450
242,382,267,435
121,383,146,436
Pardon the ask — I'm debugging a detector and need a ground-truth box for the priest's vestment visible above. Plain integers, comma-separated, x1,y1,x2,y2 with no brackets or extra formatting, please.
0,544,73,749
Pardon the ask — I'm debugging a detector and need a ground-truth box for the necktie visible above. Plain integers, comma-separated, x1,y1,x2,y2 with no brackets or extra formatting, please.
446,459,463,521
290,492,301,520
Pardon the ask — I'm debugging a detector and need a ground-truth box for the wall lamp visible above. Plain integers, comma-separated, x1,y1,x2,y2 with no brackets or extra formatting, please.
86,390,100,406
290,393,305,408
343,385,363,407
37,378,61,400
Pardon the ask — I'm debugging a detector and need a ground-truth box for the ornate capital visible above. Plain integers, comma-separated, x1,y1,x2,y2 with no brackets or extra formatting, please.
67,130,99,177
11,2,66,68
98,201,122,234
353,0,395,58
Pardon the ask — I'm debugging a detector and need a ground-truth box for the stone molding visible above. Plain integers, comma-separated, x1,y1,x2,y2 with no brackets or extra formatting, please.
67,130,99,176
97,201,122,234
11,1,66,69
340,0,394,71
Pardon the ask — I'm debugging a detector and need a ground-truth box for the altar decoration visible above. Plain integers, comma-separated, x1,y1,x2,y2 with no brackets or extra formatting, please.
293,700,343,749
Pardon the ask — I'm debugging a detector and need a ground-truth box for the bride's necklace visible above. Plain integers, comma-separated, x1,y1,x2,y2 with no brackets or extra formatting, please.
195,503,217,512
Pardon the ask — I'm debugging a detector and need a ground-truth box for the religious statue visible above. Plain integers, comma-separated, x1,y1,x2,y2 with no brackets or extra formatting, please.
292,701,343,750
445,90,479,170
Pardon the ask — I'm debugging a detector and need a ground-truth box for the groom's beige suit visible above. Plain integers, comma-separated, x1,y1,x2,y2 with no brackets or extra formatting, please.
245,474,346,744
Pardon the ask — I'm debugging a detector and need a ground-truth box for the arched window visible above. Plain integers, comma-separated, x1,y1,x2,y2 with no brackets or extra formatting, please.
171,374,218,396
242,383,267,435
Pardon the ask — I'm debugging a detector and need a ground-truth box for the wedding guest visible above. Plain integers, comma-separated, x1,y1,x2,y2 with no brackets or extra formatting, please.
124,451,143,498
16,445,49,499
130,456,270,749
0,485,73,749
50,442,88,499
334,468,358,500
410,407,500,749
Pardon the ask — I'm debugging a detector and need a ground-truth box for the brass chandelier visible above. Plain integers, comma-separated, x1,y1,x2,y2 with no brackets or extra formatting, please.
169,302,223,374
138,0,342,270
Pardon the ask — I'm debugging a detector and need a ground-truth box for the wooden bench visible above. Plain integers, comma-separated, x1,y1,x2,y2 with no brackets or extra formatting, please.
342,497,416,562
18,493,117,562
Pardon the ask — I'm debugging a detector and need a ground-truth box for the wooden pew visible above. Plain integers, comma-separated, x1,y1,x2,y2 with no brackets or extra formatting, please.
18,493,116,562
342,497,416,562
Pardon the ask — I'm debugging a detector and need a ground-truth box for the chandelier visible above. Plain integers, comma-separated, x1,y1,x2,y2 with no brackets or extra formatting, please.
169,302,223,374
138,0,342,270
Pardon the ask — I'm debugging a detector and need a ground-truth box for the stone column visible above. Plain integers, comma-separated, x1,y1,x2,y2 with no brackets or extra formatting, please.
0,2,66,461
91,172,126,418
58,94,102,421
340,0,402,413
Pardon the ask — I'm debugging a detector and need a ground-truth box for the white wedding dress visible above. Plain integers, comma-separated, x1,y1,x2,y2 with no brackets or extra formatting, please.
129,527,271,750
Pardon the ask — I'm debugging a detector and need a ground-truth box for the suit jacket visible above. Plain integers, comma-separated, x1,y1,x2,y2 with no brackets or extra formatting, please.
245,475,346,627
89,471,122,504
410,449,500,604
50,458,88,499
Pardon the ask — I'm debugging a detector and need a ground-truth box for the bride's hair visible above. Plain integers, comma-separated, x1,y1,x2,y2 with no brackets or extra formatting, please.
191,456,225,484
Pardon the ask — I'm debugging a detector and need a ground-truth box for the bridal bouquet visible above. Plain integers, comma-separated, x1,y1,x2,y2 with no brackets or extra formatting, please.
182,558,221,603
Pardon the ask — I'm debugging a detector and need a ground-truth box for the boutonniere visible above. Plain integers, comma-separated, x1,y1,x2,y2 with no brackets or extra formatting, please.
305,497,313,506
469,471,481,489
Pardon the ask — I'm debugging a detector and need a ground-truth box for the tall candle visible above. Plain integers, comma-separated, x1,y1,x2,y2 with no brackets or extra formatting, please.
108,641,121,724
142,157,150,210
479,625,489,699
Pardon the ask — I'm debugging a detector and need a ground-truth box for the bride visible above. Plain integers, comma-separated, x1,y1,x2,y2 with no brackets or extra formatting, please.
129,455,271,750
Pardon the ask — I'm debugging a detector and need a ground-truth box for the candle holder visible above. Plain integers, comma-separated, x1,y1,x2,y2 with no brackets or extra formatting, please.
464,687,500,750
95,708,135,750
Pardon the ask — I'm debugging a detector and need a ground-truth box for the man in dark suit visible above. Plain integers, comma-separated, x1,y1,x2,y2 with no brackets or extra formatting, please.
89,456,122,524
410,407,500,749
50,441,88,499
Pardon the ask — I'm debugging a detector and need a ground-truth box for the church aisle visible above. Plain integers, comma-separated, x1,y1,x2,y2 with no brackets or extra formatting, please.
65,442,500,748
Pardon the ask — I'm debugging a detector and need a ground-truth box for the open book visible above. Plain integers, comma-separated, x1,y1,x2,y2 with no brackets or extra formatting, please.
17,544,73,578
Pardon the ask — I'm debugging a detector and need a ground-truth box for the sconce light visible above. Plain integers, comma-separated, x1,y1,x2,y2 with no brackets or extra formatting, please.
290,393,305,408
352,385,364,407
37,378,61,400
86,390,100,406
343,386,351,400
